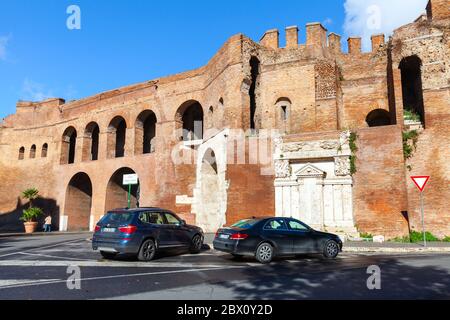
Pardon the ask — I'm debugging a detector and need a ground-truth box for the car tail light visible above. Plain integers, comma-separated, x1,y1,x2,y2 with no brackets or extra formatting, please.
215,230,220,238
230,233,248,240
94,225,101,232
119,225,137,234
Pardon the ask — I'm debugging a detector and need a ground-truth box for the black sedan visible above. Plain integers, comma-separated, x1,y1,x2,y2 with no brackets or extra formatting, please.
213,217,343,263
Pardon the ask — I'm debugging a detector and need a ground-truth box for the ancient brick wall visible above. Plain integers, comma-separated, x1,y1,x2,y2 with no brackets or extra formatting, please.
353,125,410,238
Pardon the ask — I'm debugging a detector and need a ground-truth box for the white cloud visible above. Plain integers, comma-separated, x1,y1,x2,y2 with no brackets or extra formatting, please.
21,78,54,102
0,35,10,61
343,0,428,51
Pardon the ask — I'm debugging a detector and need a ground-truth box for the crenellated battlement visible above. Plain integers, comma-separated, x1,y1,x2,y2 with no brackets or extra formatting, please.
258,22,386,56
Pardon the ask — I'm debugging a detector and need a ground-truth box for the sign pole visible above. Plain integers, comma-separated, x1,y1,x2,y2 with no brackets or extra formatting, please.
420,191,426,247
127,184,131,209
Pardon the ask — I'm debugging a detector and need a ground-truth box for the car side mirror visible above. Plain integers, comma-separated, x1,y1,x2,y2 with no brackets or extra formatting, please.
180,220,186,226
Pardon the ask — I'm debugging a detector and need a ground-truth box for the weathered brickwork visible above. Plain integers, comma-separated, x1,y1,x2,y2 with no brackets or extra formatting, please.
0,1,448,237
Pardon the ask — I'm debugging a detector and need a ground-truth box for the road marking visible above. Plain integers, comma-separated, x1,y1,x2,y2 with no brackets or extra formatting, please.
0,260,255,268
0,265,247,290
0,279,61,288
0,238,84,258
18,252,94,261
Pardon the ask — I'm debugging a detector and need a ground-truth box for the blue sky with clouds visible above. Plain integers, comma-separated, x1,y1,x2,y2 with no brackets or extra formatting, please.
0,0,428,119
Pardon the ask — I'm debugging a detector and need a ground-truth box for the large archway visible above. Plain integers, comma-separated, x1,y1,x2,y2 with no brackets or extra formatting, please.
399,55,425,126
196,149,222,231
64,172,92,231
105,167,140,212
176,100,204,141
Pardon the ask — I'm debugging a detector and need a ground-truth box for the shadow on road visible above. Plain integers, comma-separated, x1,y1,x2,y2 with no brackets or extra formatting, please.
216,255,450,299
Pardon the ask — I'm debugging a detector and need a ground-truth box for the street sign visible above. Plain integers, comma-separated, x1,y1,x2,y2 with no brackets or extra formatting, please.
123,174,138,186
411,176,430,192
410,175,430,247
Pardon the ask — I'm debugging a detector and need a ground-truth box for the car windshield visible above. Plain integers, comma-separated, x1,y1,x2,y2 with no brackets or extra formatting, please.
101,212,134,225
231,219,260,229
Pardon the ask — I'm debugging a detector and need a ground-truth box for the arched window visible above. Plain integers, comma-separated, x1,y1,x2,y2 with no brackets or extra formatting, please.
399,55,425,126
366,109,391,127
135,110,157,154
30,145,36,159
107,116,127,158
82,122,100,161
18,147,25,160
61,126,77,164
41,143,48,158
275,98,292,134
176,100,204,141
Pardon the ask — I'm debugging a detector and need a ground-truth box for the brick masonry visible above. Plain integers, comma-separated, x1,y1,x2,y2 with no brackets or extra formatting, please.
0,1,448,237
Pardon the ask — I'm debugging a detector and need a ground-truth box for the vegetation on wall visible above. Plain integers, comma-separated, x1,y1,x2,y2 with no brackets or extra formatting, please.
403,130,419,164
403,109,421,122
349,132,358,175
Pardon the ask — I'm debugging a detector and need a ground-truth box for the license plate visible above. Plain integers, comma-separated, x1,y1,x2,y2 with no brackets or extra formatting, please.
219,234,230,239
102,228,116,233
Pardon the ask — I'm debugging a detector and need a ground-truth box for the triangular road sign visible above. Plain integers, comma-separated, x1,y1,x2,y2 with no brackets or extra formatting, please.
411,176,430,192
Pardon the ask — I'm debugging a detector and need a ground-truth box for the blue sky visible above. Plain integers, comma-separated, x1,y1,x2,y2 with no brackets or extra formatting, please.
0,0,428,120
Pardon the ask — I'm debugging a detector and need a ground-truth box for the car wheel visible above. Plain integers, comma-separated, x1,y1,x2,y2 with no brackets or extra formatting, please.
100,251,117,260
323,240,339,259
256,243,274,264
190,234,203,254
138,239,156,262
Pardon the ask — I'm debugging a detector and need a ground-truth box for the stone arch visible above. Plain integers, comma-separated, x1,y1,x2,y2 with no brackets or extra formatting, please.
82,122,100,161
275,97,292,134
64,172,92,231
176,100,204,141
41,143,48,158
135,110,157,154
107,116,127,158
196,148,221,231
399,55,425,126
366,109,391,127
61,126,77,164
18,147,25,160
30,145,36,159
105,167,140,212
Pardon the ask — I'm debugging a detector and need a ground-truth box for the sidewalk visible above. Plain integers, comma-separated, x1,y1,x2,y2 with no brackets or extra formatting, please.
343,241,450,253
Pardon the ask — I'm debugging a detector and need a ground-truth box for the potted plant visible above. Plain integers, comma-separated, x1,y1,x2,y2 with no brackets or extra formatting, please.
20,188,43,234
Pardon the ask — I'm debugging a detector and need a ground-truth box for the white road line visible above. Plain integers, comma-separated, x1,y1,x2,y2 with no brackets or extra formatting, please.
0,266,247,290
0,260,254,268
18,252,94,262
0,238,84,258
0,279,61,288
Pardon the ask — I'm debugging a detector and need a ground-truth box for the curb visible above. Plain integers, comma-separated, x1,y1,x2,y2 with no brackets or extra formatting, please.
0,231,92,239
343,247,450,253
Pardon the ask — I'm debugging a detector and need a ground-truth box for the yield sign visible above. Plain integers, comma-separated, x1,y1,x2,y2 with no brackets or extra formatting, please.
411,176,430,192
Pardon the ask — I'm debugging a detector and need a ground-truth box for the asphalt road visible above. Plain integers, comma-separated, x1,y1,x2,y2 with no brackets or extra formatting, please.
0,234,449,300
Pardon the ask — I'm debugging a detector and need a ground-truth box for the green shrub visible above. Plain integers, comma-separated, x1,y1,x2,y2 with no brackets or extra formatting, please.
403,109,421,122
443,236,450,243
409,231,439,243
20,207,44,223
360,233,373,239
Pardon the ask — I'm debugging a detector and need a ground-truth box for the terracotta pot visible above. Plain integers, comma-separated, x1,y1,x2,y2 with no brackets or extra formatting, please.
24,222,38,234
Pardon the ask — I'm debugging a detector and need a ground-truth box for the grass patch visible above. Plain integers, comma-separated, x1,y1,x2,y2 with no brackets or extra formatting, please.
442,236,450,243
391,231,441,243
360,232,373,240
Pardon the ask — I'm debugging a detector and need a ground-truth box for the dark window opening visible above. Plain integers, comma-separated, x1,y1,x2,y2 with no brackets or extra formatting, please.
366,109,391,127
61,127,77,164
143,113,156,154
249,56,260,131
400,56,425,126
19,147,25,160
181,102,203,141
135,111,157,154
30,145,36,159
91,125,99,160
115,120,126,158
68,133,77,163
281,106,288,121
41,143,48,158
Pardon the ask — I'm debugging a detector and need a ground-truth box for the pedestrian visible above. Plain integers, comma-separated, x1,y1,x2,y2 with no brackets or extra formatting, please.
43,214,52,232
